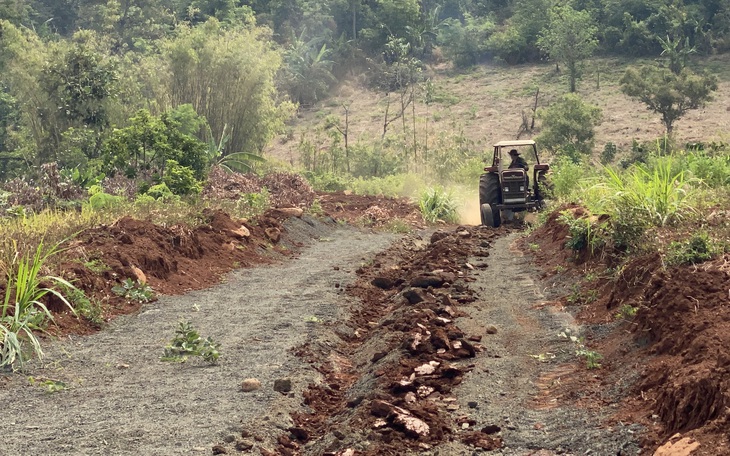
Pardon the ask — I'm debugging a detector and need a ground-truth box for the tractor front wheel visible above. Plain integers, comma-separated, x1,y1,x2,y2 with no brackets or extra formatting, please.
479,173,502,227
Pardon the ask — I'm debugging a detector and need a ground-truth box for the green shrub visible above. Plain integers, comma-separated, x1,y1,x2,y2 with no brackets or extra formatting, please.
537,94,602,159
666,232,719,266
88,191,125,211
419,186,459,223
162,160,201,195
145,183,175,200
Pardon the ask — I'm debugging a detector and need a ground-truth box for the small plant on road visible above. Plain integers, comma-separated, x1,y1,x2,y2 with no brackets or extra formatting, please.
112,278,154,303
161,321,220,364
559,329,602,370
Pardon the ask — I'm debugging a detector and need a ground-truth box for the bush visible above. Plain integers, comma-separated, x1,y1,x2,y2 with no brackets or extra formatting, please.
145,183,175,200
162,160,201,196
88,191,125,211
537,94,602,159
666,232,719,266
419,186,459,223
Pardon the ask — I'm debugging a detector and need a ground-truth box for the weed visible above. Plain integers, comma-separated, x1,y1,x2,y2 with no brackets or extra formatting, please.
28,376,68,393
83,259,110,274
666,231,719,266
383,219,412,234
529,243,540,251
559,329,602,370
308,199,324,216
576,348,603,369
112,279,154,303
161,321,220,364
615,304,638,320
419,186,459,223
62,285,104,326
1,241,76,370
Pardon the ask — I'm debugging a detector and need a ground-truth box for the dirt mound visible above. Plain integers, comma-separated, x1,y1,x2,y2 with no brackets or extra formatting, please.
316,192,424,228
276,226,509,455
202,167,316,208
526,206,730,454
52,209,286,334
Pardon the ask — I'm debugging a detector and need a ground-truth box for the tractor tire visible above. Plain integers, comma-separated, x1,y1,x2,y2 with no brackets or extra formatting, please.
479,173,502,228
536,173,552,209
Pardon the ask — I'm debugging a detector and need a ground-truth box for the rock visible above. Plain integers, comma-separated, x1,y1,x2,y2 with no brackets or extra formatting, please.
468,401,478,409
371,277,395,289
289,427,309,441
411,274,445,288
430,231,449,243
371,399,394,417
241,378,261,392
273,378,292,393
457,230,471,238
130,266,147,285
482,424,501,434
212,444,228,454
265,227,281,243
230,225,250,238
654,434,700,456
240,429,252,438
371,351,388,363
346,395,365,408
485,325,498,335
223,434,236,443
235,440,254,451
393,412,430,438
403,288,426,304
274,207,304,217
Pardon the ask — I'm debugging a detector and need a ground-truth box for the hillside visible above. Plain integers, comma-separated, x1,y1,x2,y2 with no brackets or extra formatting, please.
266,55,730,166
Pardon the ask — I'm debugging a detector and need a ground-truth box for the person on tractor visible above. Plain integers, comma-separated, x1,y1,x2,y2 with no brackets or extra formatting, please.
508,149,529,171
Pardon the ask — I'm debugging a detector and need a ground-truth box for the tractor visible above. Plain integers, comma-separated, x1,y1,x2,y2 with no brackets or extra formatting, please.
479,140,550,227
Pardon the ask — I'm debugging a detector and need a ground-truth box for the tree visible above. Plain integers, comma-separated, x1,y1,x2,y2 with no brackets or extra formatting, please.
537,4,598,93
620,66,717,136
159,19,294,157
537,93,601,160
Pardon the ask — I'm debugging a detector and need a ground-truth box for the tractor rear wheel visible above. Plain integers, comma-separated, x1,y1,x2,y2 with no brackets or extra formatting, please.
479,173,501,227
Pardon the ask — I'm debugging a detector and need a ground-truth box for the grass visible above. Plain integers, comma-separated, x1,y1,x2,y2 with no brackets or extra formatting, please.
1,241,75,370
419,186,459,223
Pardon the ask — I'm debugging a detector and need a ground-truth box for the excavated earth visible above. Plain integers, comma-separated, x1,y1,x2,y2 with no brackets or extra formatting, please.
1,196,727,455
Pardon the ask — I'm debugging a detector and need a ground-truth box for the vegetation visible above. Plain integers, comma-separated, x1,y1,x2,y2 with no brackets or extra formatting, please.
112,279,155,303
161,321,221,364
418,186,459,223
1,241,75,370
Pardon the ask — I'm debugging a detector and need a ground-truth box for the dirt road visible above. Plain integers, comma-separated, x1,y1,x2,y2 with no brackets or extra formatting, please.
0,221,640,455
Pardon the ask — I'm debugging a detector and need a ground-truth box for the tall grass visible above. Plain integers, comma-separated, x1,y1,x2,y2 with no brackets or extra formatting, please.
419,186,459,223
1,241,75,370
596,157,691,227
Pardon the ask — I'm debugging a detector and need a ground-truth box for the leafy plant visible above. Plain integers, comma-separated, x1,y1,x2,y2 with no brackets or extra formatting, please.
419,186,459,223
615,304,638,320
1,241,76,370
161,321,220,364
559,329,602,369
28,376,68,393
62,285,104,326
83,259,110,274
666,232,719,266
112,279,154,303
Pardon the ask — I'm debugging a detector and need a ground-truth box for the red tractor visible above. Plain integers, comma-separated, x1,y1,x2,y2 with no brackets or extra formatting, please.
479,140,550,227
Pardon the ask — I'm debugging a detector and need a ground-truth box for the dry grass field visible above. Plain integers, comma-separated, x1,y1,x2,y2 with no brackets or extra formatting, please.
266,54,730,164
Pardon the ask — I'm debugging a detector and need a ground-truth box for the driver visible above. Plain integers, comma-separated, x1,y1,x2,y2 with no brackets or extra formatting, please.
508,149,529,171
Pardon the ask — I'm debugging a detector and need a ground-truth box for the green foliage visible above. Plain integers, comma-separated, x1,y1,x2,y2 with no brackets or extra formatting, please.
162,160,201,196
161,321,220,364
666,232,719,266
558,211,605,253
537,4,598,92
439,15,496,67
549,156,593,200
600,142,617,165
559,329,601,369
62,285,104,326
88,191,125,211
537,94,601,160
620,66,718,136
237,189,271,219
145,183,175,200
1,241,75,370
281,31,337,106
83,259,110,274
419,186,459,223
112,278,154,303
615,304,638,320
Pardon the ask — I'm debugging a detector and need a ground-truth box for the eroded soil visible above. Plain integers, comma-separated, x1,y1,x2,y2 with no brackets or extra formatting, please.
2,198,727,455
